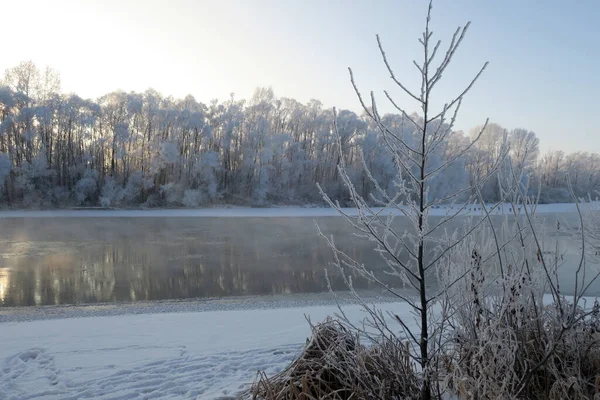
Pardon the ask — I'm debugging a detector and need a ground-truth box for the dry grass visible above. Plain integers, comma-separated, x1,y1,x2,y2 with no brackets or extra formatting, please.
445,299,600,400
244,318,420,400
245,307,600,400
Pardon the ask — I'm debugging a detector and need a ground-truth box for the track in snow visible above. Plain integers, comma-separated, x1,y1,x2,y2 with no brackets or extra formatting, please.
1,344,300,400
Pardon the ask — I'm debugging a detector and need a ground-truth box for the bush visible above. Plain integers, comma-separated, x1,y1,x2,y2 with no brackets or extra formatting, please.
445,299,600,399
51,186,71,207
74,176,98,205
99,177,123,207
121,172,147,204
183,189,203,207
160,182,184,205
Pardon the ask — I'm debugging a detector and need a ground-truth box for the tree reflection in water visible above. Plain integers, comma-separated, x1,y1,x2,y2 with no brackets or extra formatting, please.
0,217,404,306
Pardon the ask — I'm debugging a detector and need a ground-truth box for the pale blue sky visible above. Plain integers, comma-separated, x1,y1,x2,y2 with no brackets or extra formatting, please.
3,0,599,153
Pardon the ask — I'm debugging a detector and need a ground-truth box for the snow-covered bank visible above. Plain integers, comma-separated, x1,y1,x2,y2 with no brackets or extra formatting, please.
0,301,413,400
0,202,585,218
1,294,597,399
0,291,402,323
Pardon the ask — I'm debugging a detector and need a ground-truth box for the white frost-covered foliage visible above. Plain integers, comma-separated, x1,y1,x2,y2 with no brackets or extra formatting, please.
121,171,147,204
99,177,122,207
189,151,219,202
434,190,600,399
182,189,203,207
0,61,593,208
160,182,183,205
13,152,53,206
74,171,98,205
156,142,180,169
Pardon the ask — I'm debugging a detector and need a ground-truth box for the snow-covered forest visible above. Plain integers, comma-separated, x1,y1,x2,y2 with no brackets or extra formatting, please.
0,61,595,208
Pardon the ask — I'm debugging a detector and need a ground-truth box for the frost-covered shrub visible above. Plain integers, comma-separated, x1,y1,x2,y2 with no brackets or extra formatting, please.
538,187,572,204
446,294,600,399
99,177,122,207
160,182,183,205
437,204,600,400
51,186,71,206
12,153,54,206
182,189,203,207
188,151,220,203
121,172,147,204
74,176,98,205
143,193,163,208
99,196,111,208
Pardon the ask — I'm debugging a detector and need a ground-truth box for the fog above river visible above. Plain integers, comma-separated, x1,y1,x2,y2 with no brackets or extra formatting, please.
0,212,595,307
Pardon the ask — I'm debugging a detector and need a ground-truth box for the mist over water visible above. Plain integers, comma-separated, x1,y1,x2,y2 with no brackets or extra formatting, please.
0,213,595,307
0,217,393,306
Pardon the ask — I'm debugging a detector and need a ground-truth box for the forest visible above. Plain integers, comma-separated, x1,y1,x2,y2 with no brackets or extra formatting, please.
0,61,596,208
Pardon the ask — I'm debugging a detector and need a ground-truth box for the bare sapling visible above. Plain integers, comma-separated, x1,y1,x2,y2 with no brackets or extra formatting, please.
315,2,508,398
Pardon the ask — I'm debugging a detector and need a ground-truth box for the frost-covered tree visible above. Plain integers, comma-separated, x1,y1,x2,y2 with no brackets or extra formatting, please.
0,59,594,208
315,3,499,397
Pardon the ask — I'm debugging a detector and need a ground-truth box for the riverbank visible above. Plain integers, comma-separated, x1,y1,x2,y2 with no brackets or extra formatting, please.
0,299,411,399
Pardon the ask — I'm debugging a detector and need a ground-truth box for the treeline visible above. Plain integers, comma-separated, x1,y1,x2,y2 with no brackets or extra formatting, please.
0,61,596,208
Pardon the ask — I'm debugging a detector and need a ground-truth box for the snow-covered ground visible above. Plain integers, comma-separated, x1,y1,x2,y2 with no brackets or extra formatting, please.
0,299,412,400
0,202,586,219
2,293,592,399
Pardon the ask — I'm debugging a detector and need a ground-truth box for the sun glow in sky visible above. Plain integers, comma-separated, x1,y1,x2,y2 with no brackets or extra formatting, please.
3,0,600,153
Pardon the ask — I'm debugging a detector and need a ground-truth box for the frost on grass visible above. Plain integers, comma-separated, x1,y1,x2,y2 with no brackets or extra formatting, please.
441,207,600,399
246,318,419,400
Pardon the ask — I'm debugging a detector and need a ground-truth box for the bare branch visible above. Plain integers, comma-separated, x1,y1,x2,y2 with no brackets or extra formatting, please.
427,61,489,123
376,34,424,104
